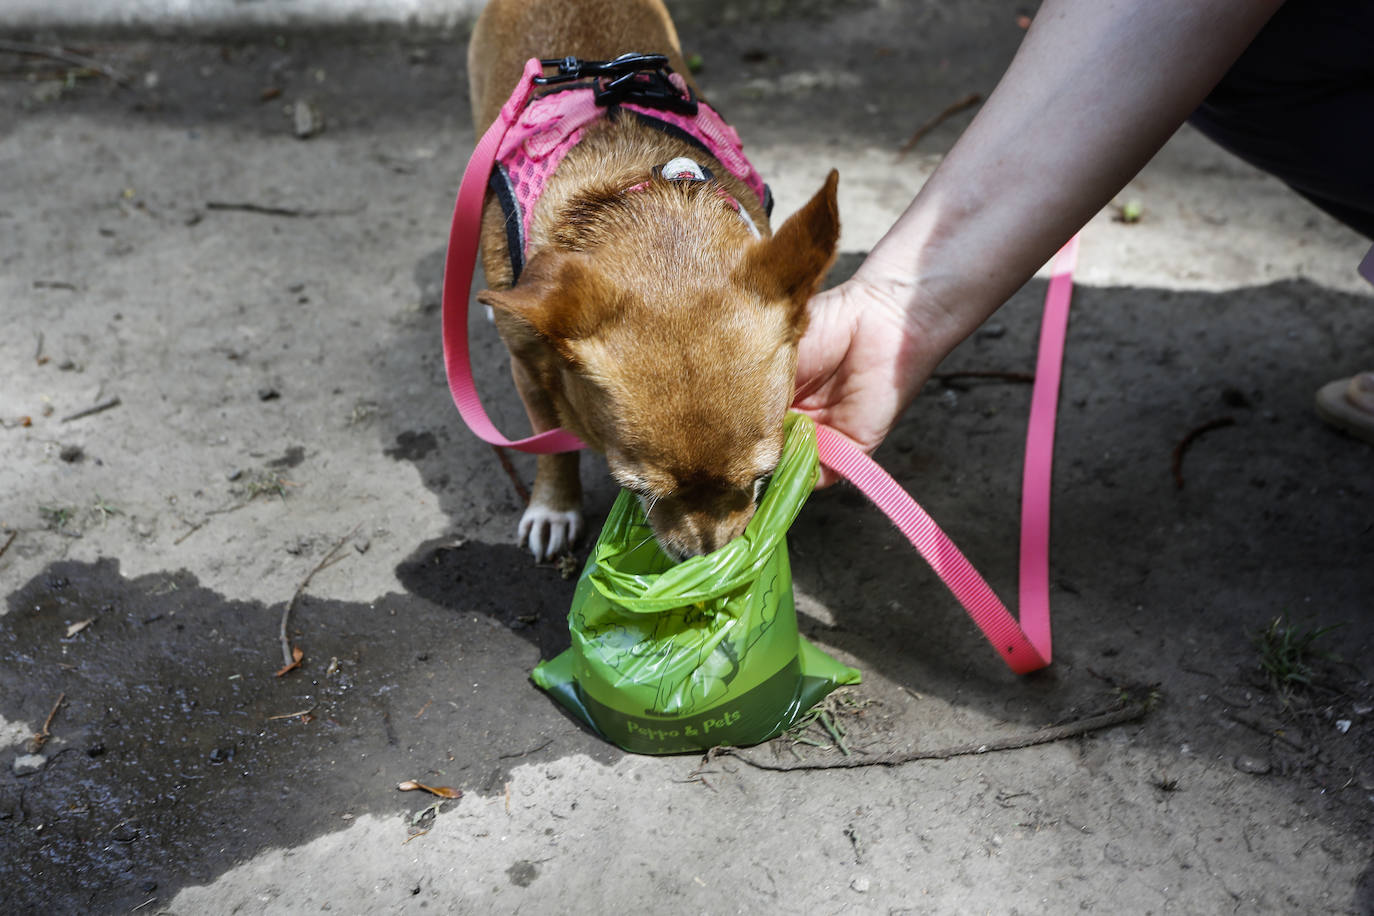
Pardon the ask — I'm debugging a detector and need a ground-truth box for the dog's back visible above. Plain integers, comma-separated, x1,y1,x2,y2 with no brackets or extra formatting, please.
468,0,691,131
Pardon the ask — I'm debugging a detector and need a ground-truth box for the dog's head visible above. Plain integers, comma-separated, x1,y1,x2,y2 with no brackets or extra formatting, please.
479,169,839,559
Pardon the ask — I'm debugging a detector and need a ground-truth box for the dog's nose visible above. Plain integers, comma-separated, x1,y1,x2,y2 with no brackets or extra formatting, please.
658,531,717,561
696,515,754,557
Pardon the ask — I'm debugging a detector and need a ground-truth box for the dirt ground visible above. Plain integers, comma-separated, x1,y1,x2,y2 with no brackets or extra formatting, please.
2,2,1372,913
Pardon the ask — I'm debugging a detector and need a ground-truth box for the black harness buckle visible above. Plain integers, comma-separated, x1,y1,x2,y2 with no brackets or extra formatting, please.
534,53,698,115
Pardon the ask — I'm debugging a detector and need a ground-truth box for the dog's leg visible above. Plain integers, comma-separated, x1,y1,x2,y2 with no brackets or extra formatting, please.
510,358,583,561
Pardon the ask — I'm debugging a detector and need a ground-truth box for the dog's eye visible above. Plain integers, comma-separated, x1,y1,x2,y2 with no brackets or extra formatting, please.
752,474,772,503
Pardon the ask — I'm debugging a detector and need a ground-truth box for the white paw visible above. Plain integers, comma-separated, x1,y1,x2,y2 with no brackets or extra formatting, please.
518,503,584,562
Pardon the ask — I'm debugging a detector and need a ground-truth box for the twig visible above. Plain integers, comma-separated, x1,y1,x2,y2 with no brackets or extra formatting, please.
278,524,361,669
205,201,362,219
492,446,531,505
715,701,1148,771
266,707,316,721
0,530,16,561
1172,416,1236,490
40,693,65,734
931,370,1035,385
0,39,132,87
173,520,207,545
61,396,121,423
896,92,982,159
497,738,553,760
27,692,66,752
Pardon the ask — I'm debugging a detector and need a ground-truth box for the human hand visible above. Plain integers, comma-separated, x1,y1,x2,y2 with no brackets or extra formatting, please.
792,273,938,486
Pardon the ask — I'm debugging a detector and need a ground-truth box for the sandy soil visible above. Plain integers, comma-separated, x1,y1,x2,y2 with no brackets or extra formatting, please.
1,2,1371,913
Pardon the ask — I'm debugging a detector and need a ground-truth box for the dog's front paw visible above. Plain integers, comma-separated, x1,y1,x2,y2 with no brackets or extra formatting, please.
518,502,584,562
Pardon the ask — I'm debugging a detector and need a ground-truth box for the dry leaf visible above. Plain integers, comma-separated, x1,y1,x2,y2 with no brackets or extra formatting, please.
274,645,305,677
396,780,462,799
65,618,94,637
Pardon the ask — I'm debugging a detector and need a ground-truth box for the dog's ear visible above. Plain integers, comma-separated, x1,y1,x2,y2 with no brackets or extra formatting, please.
733,169,840,337
476,250,610,346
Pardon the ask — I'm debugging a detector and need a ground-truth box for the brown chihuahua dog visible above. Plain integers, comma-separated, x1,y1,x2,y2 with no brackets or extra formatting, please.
469,0,840,561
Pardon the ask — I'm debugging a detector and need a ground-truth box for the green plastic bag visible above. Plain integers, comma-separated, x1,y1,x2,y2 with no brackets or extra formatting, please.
532,413,861,754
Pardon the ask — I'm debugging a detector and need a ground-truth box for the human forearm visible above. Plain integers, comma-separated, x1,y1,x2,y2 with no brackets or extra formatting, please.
860,0,1284,378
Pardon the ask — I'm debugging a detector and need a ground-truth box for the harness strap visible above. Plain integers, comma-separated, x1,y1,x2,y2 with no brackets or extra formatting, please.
442,57,1072,672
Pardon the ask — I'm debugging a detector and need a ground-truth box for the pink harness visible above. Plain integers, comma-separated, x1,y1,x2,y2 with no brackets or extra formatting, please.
488,70,770,278
444,58,1067,674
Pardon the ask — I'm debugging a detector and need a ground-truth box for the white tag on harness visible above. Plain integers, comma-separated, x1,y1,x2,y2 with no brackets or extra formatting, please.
660,157,710,182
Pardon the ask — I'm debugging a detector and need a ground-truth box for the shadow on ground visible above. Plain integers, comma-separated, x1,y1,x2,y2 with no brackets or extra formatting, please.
0,543,614,913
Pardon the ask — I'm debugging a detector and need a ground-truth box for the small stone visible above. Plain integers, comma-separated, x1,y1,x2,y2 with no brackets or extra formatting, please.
13,754,47,776
850,876,871,893
1233,754,1271,775
977,323,1007,340
59,444,84,463
292,100,324,139
257,387,280,402
1335,719,1351,734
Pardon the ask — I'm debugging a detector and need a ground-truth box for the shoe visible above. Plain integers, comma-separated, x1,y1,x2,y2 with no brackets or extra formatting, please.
1315,371,1374,444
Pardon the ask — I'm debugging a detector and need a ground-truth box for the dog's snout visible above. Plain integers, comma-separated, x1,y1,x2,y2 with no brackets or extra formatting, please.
652,503,757,561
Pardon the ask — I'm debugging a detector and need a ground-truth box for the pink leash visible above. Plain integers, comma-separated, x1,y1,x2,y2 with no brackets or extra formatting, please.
812,238,1076,674
442,58,1074,673
442,59,587,453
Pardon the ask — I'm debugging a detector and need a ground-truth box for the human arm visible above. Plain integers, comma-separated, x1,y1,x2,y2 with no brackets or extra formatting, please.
793,0,1284,481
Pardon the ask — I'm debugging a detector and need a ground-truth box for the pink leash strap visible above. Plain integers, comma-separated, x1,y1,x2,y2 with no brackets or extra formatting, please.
814,237,1079,674
442,58,587,453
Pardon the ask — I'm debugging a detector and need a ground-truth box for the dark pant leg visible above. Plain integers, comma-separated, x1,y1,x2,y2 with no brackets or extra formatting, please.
1188,0,1374,241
